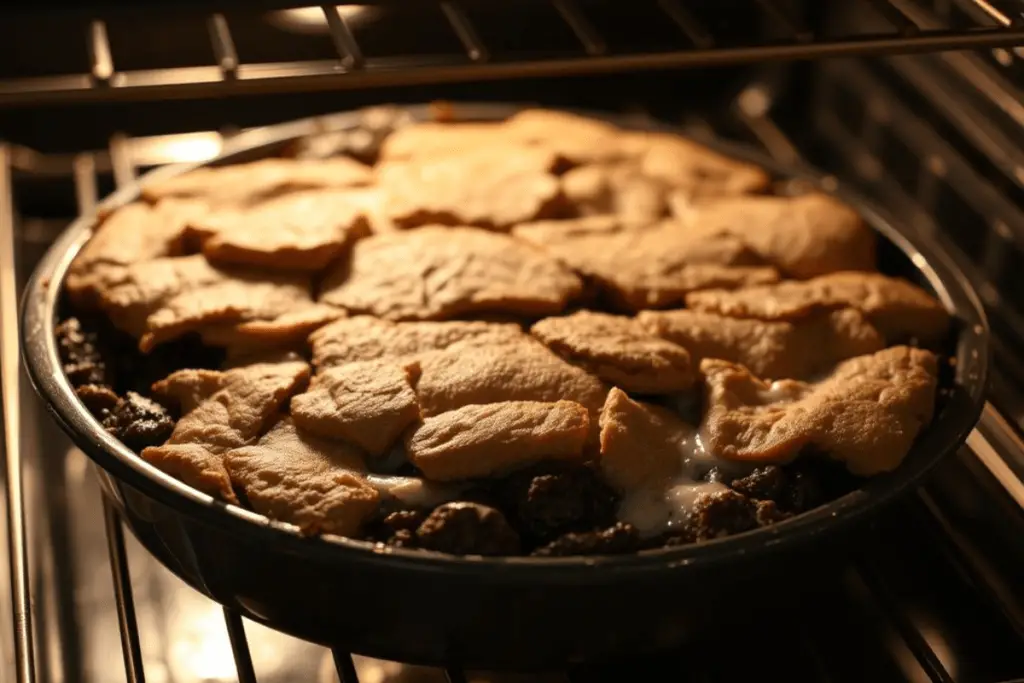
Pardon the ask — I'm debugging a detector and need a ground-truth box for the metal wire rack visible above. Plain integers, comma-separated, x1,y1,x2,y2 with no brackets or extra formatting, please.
3,56,1024,681
0,0,1022,105
2,1,1024,681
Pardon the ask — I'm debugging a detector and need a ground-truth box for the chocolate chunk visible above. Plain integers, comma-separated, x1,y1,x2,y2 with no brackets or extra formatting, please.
102,391,176,453
532,522,640,557
729,466,787,503
364,509,428,548
415,502,521,556
55,317,110,388
688,489,760,541
511,464,618,542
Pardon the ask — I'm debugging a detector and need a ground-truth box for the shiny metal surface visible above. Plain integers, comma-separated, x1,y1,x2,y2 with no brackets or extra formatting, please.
0,1,1021,106
2,2,1024,677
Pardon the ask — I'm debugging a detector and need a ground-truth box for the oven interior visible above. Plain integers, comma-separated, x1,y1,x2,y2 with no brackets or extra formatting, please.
1,1,1024,681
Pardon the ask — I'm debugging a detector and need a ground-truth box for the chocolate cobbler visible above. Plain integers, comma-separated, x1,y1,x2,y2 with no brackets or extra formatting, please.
56,107,949,557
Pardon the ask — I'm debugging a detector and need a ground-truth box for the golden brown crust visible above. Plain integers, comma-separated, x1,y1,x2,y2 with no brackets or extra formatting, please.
141,359,311,500
637,308,884,380
93,255,325,352
378,146,565,230
512,216,780,310
412,335,609,420
699,346,939,475
309,316,522,370
290,359,422,457
225,418,380,536
66,199,209,306
685,271,950,344
673,193,876,279
189,189,372,271
530,311,694,393
318,226,583,321
140,157,372,207
598,388,695,492
406,400,590,481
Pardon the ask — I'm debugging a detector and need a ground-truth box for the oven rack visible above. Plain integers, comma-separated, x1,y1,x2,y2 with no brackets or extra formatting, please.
0,0,1023,106
4,54,1024,681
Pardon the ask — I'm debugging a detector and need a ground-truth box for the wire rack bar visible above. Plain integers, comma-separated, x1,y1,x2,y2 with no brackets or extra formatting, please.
440,1,489,63
208,13,240,78
656,0,714,48
854,561,957,683
102,500,146,683
332,649,361,683
0,143,37,683
225,608,259,683
866,0,922,35
87,20,115,83
755,0,814,42
322,5,366,70
0,1,1022,106
551,0,607,56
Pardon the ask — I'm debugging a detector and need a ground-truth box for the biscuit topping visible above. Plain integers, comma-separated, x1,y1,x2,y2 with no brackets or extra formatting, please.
406,400,590,481
685,271,950,344
699,346,939,476
531,311,694,393
60,107,951,556
318,226,583,321
225,418,379,536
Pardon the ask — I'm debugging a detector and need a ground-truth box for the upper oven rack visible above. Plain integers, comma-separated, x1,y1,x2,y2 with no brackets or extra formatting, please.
0,0,1022,106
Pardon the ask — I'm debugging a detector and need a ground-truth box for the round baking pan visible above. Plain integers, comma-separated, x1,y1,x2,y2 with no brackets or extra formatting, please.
21,103,989,668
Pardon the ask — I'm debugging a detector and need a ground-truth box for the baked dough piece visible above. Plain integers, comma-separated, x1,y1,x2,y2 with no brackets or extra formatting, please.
142,359,311,500
698,346,939,476
531,311,694,393
319,226,583,321
685,271,950,344
406,400,590,481
513,216,779,310
225,418,380,536
637,308,884,380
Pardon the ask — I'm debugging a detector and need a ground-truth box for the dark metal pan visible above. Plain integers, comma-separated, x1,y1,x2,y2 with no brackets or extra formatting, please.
21,103,989,669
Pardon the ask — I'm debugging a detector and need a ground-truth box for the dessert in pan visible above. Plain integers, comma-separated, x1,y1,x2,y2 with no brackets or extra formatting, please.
55,108,949,558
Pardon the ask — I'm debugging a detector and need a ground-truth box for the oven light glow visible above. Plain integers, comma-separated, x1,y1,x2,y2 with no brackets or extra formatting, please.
267,6,378,34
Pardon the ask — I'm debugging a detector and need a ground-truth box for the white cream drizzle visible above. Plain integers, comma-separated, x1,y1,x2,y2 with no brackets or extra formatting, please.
365,475,463,509
614,425,754,537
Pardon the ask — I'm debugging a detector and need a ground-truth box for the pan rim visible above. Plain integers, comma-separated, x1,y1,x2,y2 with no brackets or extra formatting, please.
20,102,990,576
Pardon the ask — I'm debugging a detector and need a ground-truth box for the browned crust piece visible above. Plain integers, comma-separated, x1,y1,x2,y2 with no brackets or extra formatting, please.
318,226,584,321
140,157,373,207
95,254,326,352
309,316,523,370
560,163,670,223
380,110,624,165
141,359,311,501
672,193,876,279
636,308,885,380
698,346,939,476
66,199,209,307
620,130,771,197
198,304,345,352
290,359,422,457
598,387,697,492
530,311,694,394
406,400,590,481
187,189,373,271
685,271,950,345
512,215,780,310
225,418,380,536
377,146,565,230
412,335,609,420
